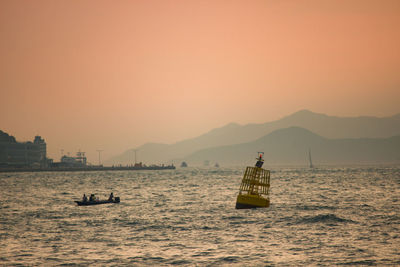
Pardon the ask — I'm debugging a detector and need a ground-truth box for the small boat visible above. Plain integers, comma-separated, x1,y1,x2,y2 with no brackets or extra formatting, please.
235,152,270,209
75,196,120,206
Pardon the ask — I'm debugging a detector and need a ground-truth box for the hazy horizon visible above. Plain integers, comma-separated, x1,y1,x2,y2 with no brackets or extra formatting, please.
1,0,400,163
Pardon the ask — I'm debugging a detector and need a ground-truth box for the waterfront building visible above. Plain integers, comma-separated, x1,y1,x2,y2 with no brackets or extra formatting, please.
56,151,87,167
0,130,48,167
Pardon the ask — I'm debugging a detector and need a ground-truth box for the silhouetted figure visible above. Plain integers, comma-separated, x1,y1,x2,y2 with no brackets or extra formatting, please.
89,194,95,202
82,194,87,202
108,192,114,201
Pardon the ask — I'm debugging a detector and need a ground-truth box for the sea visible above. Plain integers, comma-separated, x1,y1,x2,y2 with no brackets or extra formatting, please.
1,166,399,266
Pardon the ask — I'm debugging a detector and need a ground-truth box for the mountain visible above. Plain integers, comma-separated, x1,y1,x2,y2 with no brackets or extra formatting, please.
107,122,247,165
274,110,400,139
106,110,400,165
183,127,400,165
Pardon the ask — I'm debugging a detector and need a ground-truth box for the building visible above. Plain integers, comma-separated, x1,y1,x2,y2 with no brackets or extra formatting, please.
0,130,48,168
56,151,87,167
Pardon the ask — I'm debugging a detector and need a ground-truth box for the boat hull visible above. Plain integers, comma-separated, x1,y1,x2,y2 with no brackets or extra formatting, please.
235,194,269,209
75,197,120,206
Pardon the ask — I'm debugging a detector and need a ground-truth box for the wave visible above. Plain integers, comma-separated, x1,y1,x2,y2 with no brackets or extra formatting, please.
337,259,377,266
295,204,337,211
297,214,356,224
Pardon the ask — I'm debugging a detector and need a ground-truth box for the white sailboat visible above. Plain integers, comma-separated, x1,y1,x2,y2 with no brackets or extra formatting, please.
308,148,314,168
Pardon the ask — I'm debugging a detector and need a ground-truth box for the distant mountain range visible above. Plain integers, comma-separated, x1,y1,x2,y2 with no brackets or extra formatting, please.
183,127,400,166
106,110,400,166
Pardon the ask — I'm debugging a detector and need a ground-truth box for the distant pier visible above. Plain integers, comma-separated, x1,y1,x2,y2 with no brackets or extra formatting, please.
0,164,175,173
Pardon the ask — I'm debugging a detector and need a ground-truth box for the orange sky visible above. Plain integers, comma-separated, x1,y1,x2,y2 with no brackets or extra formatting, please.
1,0,400,163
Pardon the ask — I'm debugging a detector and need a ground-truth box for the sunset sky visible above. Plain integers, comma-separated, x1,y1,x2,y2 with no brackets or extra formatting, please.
1,0,399,163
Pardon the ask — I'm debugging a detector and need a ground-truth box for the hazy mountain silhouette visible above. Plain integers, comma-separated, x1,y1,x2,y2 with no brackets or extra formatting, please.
183,127,400,165
276,110,400,139
106,110,400,165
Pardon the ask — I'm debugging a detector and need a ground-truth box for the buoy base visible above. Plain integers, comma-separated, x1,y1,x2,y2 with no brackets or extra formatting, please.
235,194,269,209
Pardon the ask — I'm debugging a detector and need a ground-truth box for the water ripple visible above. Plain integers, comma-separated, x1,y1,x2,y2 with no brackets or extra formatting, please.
0,166,399,265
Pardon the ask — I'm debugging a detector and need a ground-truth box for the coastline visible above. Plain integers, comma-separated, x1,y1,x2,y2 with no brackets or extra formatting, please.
0,165,176,173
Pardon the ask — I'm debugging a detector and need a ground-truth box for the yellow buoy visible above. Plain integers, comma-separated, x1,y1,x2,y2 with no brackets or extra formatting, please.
235,152,270,209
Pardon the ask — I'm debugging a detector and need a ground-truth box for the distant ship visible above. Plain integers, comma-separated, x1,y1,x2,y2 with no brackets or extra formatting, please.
235,152,270,209
181,161,188,168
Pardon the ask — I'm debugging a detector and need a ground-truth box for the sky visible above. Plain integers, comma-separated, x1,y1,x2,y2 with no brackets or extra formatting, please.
1,0,400,163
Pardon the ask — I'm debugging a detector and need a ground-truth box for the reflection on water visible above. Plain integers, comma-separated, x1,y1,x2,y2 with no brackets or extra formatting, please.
1,167,399,265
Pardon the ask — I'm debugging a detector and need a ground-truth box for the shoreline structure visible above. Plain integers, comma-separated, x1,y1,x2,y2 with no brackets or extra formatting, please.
0,164,176,173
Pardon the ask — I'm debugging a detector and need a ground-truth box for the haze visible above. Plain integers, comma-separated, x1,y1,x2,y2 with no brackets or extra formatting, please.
1,0,400,163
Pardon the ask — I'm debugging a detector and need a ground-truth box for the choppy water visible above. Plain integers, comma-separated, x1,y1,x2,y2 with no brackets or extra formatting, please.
1,166,399,266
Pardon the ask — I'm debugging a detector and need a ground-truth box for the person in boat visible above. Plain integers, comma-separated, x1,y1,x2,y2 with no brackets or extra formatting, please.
108,192,114,201
89,194,95,202
82,194,87,202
